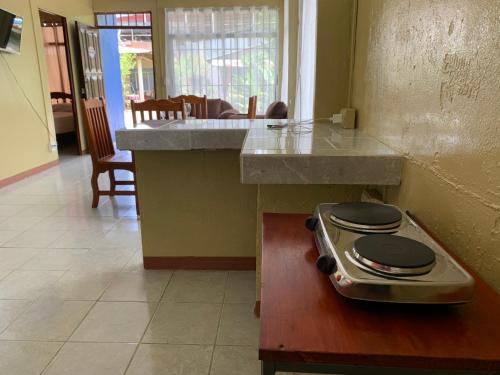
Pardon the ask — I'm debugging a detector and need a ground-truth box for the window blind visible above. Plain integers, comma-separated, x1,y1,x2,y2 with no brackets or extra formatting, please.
165,7,279,113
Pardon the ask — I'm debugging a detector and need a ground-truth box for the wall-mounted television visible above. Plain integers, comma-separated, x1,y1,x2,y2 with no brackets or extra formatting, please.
0,8,23,54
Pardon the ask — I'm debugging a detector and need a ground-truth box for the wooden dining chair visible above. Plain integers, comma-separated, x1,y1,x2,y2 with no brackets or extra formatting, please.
168,94,208,119
247,96,257,119
224,96,258,120
81,98,139,214
131,99,186,124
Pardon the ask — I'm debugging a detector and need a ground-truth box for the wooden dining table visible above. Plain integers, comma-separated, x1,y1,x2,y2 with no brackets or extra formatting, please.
259,213,500,375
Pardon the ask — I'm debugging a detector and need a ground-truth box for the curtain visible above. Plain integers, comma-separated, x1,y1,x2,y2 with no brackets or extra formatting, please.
42,26,70,94
280,0,289,105
165,7,279,113
294,0,318,120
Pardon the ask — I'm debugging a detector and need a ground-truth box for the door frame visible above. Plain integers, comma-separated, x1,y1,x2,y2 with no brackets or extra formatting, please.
93,11,158,100
39,9,84,155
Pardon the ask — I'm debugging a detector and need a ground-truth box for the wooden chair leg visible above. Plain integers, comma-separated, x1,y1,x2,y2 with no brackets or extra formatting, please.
109,170,116,195
91,169,100,208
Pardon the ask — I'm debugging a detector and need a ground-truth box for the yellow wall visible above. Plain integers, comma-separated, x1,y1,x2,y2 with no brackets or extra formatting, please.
351,0,500,290
314,0,354,118
0,0,94,181
134,150,258,259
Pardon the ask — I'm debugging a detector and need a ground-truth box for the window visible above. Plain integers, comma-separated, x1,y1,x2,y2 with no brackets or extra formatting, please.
166,7,279,112
96,12,152,28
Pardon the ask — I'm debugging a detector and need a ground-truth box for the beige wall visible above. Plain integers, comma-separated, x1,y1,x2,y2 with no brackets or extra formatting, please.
314,0,354,118
351,0,500,290
134,150,258,259
0,0,94,181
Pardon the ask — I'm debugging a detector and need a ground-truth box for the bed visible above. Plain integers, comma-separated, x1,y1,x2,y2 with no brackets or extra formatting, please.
51,92,75,134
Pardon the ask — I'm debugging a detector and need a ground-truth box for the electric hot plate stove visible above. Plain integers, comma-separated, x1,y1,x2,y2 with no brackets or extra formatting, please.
306,202,474,304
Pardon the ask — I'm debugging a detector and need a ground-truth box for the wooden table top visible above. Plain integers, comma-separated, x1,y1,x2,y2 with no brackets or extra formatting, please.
260,213,500,371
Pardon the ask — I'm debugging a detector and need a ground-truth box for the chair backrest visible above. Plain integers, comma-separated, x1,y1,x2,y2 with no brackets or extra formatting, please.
131,99,187,124
169,95,208,119
265,101,288,119
81,98,115,163
51,92,72,104
247,96,257,119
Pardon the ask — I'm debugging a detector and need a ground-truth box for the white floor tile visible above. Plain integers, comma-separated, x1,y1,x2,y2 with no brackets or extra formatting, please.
225,271,256,303
0,248,38,270
20,249,89,271
0,341,62,375
70,301,156,343
0,230,23,246
43,342,136,375
143,302,221,345
0,300,32,333
127,344,212,375
49,230,107,249
42,270,116,300
210,346,260,375
0,216,44,231
100,272,172,302
163,271,227,303
13,204,63,218
0,270,65,299
0,205,27,218
0,299,93,341
94,229,143,248
3,230,65,248
217,303,259,346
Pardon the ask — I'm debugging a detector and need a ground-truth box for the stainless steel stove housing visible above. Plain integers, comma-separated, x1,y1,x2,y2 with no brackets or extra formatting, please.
312,203,474,304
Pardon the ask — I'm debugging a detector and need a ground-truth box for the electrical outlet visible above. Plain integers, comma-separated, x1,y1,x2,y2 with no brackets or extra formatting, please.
48,143,58,152
330,113,343,123
340,108,356,129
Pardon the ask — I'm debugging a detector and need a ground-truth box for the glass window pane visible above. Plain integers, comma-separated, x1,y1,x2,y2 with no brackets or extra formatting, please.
136,13,144,26
106,14,114,26
166,7,278,112
121,14,129,26
96,14,106,26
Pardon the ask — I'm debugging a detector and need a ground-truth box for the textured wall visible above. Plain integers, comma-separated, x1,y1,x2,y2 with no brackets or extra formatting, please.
352,0,500,289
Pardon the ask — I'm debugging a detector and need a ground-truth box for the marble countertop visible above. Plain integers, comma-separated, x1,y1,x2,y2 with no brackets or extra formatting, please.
116,119,402,185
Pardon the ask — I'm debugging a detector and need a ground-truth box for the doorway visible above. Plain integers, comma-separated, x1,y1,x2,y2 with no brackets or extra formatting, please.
39,10,82,156
95,12,155,130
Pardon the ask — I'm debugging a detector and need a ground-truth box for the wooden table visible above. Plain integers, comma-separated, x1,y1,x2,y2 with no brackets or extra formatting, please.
260,213,500,375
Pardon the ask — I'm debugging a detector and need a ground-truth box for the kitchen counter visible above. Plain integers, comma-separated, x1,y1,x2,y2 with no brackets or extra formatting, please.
115,119,402,281
116,119,402,185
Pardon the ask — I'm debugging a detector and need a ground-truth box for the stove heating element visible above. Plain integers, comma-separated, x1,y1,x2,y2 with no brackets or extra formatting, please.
306,203,474,304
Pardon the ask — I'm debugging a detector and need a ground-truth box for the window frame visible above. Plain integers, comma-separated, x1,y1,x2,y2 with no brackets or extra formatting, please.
94,11,157,100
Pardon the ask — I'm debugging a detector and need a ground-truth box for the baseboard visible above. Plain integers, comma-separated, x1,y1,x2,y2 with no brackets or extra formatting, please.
143,256,256,270
0,159,59,189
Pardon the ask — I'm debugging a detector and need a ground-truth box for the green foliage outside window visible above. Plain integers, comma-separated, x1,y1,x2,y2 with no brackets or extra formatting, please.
120,53,137,97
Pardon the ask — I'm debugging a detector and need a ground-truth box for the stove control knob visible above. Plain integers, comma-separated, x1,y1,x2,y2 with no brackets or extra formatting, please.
305,216,318,231
316,255,336,275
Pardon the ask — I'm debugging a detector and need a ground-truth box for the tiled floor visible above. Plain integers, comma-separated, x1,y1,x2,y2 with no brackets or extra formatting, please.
0,154,322,375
